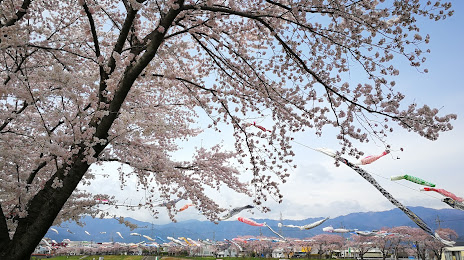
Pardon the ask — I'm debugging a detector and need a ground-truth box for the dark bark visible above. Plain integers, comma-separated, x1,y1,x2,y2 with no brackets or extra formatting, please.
0,148,92,259
0,202,9,250
0,101,112,254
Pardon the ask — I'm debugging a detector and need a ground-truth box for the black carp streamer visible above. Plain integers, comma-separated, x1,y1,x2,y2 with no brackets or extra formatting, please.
338,157,454,246
443,198,464,211
219,205,254,220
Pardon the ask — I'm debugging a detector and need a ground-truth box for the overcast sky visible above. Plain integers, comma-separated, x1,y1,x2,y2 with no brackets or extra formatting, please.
82,2,464,226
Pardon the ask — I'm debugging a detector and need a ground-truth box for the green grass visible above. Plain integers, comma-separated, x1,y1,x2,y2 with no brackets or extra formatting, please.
166,257,357,260
179,257,255,260
174,257,290,260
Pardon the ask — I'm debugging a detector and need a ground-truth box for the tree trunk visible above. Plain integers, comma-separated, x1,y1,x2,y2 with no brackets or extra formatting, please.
435,250,442,260
381,250,387,260
0,157,91,260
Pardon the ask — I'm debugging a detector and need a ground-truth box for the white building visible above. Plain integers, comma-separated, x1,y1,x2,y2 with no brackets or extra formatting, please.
442,245,464,260
216,246,238,257
272,248,286,258
196,244,216,257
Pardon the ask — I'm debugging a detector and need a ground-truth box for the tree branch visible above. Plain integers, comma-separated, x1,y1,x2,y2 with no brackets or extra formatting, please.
98,157,195,172
1,0,32,27
0,101,28,132
151,73,216,93
93,0,185,144
190,26,316,126
186,5,414,127
26,44,95,61
106,6,138,76
26,160,47,187
100,6,121,31
82,3,109,105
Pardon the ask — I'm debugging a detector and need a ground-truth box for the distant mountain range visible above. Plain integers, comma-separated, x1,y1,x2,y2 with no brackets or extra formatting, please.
45,207,464,243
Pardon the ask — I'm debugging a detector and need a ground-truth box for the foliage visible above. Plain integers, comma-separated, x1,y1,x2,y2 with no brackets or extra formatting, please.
425,228,458,260
347,234,375,260
42,226,459,260
310,233,345,257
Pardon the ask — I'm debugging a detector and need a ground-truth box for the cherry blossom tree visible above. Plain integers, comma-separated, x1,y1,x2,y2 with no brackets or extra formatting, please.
399,226,429,260
390,226,458,260
167,244,185,256
374,236,394,260
348,234,375,260
242,237,269,257
311,234,345,259
372,228,406,260
252,238,274,257
425,228,458,260
388,226,416,260
0,0,457,258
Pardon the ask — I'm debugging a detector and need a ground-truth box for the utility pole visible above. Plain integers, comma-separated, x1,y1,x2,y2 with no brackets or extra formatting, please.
340,222,345,239
279,212,283,236
436,215,443,229
151,223,154,237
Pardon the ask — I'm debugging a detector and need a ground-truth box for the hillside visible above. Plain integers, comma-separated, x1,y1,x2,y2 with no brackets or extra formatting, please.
45,206,464,243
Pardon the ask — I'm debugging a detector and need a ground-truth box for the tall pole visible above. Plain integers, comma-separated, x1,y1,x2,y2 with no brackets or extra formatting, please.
436,216,443,229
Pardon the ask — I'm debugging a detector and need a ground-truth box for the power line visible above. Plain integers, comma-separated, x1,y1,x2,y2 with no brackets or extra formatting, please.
436,218,464,222
291,140,446,202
